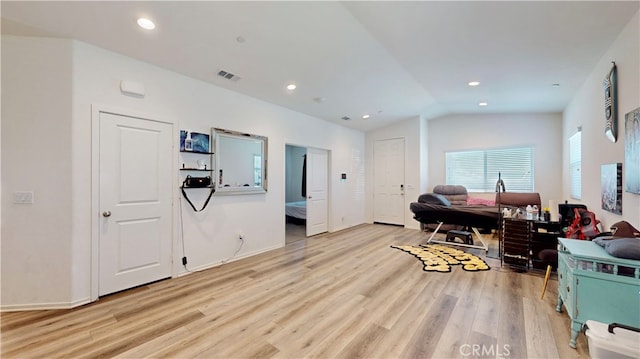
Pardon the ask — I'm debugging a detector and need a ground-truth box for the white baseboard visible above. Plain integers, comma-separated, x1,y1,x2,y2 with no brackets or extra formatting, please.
1,296,92,312
176,244,283,276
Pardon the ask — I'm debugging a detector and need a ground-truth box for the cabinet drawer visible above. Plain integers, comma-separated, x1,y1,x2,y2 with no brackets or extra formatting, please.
503,242,528,254
557,253,575,316
503,254,528,267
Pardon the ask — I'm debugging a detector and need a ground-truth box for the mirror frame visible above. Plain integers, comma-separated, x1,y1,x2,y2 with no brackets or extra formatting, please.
213,127,268,195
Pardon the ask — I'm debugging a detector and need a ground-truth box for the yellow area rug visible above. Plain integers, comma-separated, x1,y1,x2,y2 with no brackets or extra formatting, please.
391,244,490,272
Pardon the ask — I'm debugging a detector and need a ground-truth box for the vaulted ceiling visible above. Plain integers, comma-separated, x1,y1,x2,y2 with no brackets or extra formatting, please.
2,1,638,131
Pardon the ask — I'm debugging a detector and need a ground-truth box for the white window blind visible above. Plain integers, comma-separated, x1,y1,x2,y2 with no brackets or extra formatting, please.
569,131,582,199
446,147,534,192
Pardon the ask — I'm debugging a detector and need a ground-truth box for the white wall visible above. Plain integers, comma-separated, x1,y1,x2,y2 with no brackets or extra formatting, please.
365,116,427,230
428,113,563,207
1,36,75,308
563,11,640,230
2,35,365,310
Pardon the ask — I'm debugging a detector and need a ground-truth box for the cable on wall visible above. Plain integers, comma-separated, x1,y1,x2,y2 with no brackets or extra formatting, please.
178,196,191,273
221,236,244,264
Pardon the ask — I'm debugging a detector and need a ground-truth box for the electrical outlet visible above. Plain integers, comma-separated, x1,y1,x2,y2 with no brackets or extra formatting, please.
182,257,188,266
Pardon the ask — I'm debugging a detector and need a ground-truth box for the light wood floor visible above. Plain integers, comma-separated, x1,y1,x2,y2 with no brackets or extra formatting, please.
1,224,590,358
285,221,307,244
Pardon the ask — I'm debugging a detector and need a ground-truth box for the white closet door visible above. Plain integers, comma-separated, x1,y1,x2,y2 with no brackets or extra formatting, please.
98,112,173,296
374,138,405,225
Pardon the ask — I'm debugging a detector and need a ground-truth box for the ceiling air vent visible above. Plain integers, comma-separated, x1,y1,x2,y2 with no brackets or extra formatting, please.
217,69,241,82
341,116,351,121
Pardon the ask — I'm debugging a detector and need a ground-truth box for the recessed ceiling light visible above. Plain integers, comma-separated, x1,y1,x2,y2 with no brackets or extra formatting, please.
286,83,297,91
478,101,488,107
362,114,370,119
137,18,156,30
468,81,480,86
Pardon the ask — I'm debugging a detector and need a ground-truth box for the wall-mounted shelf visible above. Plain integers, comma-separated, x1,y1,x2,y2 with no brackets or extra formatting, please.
180,151,214,155
180,149,213,175
179,131,215,212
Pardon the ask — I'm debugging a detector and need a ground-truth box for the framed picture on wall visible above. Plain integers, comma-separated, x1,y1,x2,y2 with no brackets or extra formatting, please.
601,162,622,214
180,130,211,153
625,107,640,194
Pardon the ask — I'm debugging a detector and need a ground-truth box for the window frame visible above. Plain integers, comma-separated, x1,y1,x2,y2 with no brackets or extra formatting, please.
569,131,582,200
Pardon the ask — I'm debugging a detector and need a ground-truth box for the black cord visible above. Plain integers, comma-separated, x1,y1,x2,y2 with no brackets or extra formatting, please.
178,196,191,273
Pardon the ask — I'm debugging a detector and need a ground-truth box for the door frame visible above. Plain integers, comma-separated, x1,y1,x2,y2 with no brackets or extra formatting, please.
90,104,177,301
284,142,331,237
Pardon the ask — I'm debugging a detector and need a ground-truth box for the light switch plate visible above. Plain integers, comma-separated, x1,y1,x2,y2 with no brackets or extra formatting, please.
13,191,34,204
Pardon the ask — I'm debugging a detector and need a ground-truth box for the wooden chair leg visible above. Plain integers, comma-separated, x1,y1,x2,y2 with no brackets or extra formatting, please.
540,264,552,300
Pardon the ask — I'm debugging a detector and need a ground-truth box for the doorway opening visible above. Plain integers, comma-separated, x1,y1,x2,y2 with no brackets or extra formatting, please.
285,144,329,244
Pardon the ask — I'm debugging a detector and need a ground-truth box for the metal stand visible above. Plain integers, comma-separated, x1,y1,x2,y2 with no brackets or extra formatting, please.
492,172,506,259
424,222,490,252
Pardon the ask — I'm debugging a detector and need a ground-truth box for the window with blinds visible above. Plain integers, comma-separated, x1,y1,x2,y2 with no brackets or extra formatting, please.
569,131,582,199
445,147,534,192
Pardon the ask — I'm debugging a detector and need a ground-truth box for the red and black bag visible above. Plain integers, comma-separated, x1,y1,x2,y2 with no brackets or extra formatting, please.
566,208,600,240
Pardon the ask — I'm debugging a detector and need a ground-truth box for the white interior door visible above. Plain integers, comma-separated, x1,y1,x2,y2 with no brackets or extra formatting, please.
374,138,405,225
98,112,173,296
306,148,328,236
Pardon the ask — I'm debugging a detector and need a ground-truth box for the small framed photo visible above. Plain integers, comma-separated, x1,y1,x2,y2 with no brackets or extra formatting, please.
180,130,210,153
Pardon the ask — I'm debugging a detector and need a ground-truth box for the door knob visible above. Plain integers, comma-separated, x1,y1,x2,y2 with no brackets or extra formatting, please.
102,211,112,217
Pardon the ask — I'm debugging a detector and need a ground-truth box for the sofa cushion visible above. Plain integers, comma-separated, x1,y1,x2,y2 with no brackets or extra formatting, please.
433,185,468,205
417,193,451,206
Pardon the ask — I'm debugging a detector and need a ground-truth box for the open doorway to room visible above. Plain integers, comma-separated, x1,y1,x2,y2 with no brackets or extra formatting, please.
285,144,329,244
285,145,307,244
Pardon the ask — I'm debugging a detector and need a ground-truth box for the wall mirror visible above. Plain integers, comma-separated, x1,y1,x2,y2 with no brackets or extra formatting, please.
213,128,267,195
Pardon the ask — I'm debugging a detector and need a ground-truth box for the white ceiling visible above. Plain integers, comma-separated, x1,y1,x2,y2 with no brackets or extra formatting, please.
2,1,638,132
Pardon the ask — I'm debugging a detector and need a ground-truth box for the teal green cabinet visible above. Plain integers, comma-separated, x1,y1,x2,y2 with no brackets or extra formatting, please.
556,238,640,348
